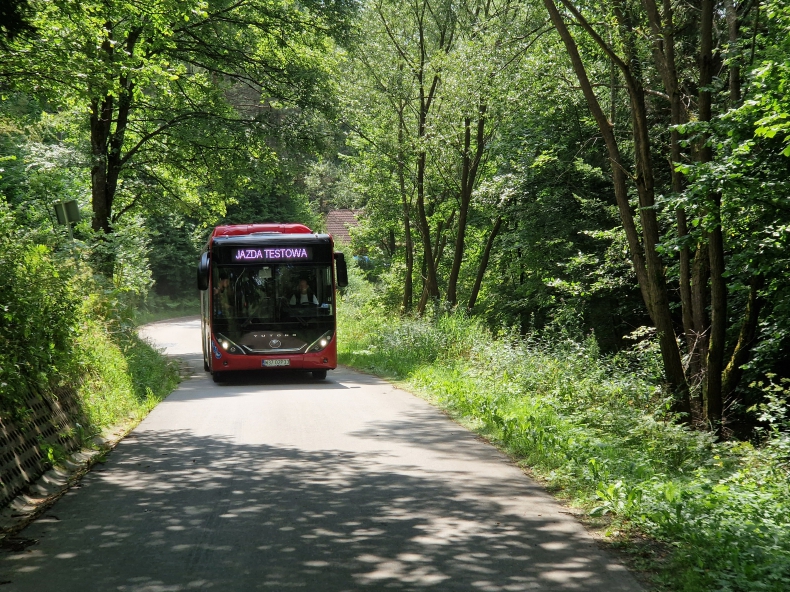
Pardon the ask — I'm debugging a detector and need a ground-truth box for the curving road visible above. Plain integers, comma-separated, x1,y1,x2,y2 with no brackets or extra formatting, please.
1,317,643,591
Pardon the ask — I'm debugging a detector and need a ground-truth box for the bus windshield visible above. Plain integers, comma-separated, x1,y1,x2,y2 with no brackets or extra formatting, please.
212,263,334,353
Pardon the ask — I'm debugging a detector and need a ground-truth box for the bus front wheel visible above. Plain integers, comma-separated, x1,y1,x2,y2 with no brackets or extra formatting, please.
312,370,327,380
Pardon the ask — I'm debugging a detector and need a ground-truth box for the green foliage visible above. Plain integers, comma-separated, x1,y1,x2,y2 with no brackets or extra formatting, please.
146,214,203,299
340,0,650,345
750,0,790,156
38,438,68,466
0,201,178,442
76,318,179,430
1,0,352,250
0,202,80,418
338,287,790,591
666,0,790,401
0,0,35,47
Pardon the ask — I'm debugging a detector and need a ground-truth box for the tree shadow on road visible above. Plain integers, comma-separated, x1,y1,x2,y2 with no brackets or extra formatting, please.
1,429,637,591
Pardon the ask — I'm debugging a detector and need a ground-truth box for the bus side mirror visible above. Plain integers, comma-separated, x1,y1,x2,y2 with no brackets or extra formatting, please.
334,252,348,288
197,252,210,291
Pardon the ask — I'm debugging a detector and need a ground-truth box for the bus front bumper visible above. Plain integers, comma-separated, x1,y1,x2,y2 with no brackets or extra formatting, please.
210,339,337,373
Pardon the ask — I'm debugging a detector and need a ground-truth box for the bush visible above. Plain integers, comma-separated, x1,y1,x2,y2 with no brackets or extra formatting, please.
0,203,80,419
338,288,790,592
0,202,178,439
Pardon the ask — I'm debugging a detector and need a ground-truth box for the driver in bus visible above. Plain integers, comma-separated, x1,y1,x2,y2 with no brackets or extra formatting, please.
214,272,230,297
290,279,318,306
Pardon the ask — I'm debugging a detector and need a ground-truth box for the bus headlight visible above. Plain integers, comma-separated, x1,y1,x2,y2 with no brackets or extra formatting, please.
216,334,246,355
307,331,334,352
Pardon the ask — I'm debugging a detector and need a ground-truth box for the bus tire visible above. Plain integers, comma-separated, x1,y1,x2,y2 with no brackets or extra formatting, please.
204,359,210,372
312,370,327,380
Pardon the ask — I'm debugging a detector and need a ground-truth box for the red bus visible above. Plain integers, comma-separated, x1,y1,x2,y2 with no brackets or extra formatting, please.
197,224,348,382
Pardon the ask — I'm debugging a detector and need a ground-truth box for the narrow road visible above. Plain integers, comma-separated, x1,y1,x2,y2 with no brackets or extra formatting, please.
1,317,643,591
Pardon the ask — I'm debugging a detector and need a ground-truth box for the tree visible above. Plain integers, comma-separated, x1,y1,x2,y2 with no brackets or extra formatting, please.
344,0,546,313
0,0,35,48
343,0,457,313
1,0,352,237
538,0,788,429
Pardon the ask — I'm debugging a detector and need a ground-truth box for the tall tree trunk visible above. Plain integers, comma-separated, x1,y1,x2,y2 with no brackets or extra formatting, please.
416,148,438,314
89,24,141,236
467,215,502,312
614,0,690,416
643,0,697,380
691,240,710,391
378,0,454,315
546,0,690,414
725,0,741,105
721,275,763,397
90,96,112,235
412,5,447,314
398,105,414,313
447,104,487,305
617,0,691,413
698,0,726,431
717,2,759,401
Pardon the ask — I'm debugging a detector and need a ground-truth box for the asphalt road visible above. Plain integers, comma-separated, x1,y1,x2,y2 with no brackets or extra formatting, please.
0,317,643,591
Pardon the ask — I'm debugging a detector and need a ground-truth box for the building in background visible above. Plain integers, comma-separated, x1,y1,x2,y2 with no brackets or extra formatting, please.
325,209,360,245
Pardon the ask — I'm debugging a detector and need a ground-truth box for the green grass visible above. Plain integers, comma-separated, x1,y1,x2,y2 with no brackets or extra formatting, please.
74,317,180,436
337,287,790,592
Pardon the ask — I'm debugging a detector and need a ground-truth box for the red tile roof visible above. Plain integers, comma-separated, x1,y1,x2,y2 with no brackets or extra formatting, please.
325,209,360,244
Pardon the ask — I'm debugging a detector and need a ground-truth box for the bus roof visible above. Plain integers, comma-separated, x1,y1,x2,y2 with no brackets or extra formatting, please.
211,224,313,238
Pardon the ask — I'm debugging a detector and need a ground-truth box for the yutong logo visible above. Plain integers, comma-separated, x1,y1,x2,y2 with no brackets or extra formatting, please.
269,340,282,348
253,333,296,338
234,248,309,261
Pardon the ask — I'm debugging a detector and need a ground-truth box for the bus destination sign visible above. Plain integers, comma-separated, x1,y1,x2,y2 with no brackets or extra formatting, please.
233,247,312,262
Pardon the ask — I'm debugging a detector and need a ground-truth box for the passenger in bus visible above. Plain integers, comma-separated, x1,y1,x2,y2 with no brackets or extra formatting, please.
214,271,235,318
290,279,318,306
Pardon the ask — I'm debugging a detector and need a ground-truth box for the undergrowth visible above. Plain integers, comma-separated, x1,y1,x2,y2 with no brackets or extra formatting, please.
337,280,790,592
76,318,179,432
0,202,179,450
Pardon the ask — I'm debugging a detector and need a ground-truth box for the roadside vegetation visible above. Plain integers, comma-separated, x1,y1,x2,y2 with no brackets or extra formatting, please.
339,274,790,591
2,0,789,587
0,0,353,447
0,204,179,444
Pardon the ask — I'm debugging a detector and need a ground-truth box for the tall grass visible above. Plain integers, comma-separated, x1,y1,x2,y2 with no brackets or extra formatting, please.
338,285,790,592
76,318,180,432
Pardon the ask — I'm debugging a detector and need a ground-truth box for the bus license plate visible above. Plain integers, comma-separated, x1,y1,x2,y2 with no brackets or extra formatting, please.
263,359,290,367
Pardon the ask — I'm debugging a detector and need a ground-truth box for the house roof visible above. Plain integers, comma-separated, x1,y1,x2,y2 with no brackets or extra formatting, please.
325,209,360,244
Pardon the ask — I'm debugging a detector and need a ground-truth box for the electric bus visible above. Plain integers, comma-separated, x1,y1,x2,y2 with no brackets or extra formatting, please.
197,224,348,382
